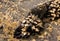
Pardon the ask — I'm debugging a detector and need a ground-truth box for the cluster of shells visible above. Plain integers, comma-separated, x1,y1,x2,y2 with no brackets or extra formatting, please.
49,0,60,20
44,0,60,21
14,0,60,39
14,14,44,39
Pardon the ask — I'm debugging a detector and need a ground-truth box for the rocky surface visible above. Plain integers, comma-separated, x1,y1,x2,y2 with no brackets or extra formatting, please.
0,0,60,41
